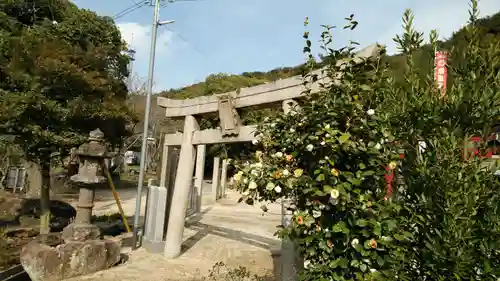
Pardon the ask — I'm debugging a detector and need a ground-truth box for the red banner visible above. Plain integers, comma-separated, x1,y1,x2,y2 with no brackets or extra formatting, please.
435,51,448,96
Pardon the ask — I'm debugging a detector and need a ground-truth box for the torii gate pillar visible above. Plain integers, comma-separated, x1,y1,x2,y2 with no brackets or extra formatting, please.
164,115,198,258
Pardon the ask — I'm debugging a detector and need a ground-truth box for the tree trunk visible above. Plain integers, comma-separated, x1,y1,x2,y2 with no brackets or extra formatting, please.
39,162,51,235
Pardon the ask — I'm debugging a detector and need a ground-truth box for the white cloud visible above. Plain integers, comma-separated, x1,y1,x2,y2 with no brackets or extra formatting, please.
117,22,174,59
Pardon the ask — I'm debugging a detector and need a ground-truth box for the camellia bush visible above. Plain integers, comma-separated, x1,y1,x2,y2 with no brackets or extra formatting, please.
232,0,500,280
233,16,410,281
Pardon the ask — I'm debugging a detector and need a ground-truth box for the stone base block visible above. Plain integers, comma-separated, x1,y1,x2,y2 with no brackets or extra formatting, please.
142,238,165,254
20,239,121,281
62,223,101,243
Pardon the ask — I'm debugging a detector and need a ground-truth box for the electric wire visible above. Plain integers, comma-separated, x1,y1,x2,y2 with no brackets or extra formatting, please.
164,26,218,67
113,1,149,20
160,0,207,8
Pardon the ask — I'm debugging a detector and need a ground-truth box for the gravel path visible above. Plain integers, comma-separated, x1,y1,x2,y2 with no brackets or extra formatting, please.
67,182,281,281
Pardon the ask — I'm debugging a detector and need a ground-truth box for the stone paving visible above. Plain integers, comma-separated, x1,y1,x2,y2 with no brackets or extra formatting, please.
67,181,282,281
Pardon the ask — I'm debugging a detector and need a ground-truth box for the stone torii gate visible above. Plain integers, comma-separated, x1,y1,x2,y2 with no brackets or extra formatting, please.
156,43,381,274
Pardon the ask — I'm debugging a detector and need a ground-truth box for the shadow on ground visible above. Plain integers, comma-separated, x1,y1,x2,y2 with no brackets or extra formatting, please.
181,221,280,255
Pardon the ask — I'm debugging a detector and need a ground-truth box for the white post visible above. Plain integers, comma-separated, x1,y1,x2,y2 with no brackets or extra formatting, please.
220,159,228,198
164,115,198,259
194,145,206,214
211,157,220,202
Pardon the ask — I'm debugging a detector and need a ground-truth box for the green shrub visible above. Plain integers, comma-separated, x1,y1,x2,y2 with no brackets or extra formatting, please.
385,1,500,279
233,0,500,280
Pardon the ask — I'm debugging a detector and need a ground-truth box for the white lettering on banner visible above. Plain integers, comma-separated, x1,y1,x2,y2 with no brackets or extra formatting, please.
434,51,448,97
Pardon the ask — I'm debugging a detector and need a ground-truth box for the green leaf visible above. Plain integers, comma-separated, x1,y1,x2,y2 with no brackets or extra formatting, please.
348,178,362,186
332,221,349,234
377,255,385,266
323,185,333,193
363,170,375,176
337,133,351,144
360,263,367,272
314,189,326,196
356,219,369,227
316,173,325,181
384,220,397,231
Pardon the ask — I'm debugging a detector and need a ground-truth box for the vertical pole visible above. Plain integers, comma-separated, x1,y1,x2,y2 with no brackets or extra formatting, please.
211,157,220,202
194,145,206,214
220,159,228,198
164,115,198,258
132,0,161,250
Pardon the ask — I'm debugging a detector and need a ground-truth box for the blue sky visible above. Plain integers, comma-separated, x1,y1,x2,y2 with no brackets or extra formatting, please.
72,0,500,93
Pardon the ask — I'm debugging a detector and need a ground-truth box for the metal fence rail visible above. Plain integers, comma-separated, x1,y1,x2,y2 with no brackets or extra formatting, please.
0,265,29,281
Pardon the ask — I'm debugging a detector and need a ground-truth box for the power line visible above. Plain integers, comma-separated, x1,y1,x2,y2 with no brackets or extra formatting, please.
160,0,206,8
164,26,215,64
113,1,149,20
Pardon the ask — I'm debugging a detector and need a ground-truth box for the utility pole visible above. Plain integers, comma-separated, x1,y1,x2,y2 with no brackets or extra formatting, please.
132,0,175,250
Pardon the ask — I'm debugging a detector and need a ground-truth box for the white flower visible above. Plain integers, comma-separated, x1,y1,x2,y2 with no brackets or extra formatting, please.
243,178,249,184
306,144,314,151
367,109,375,116
248,181,258,190
264,117,270,122
52,20,58,25
329,197,338,205
233,172,243,182
374,143,382,150
270,123,276,128
252,139,259,145
289,128,295,133
251,162,263,169
388,161,397,170
303,260,311,269
418,140,427,153
325,133,331,138
251,169,260,176
282,169,290,177
320,141,326,146
351,238,359,247
274,185,282,193
330,189,340,199
266,182,275,190
312,210,321,218
325,124,330,129
274,152,283,158
242,190,250,196
370,269,377,273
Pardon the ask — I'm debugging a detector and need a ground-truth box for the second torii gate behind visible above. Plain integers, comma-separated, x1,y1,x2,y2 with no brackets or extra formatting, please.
157,44,381,262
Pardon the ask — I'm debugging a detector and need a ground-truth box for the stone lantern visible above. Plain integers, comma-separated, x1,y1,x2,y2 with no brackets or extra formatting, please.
62,128,112,243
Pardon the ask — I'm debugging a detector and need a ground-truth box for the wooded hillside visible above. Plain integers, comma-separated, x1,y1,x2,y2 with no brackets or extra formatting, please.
126,11,500,154
155,11,499,101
